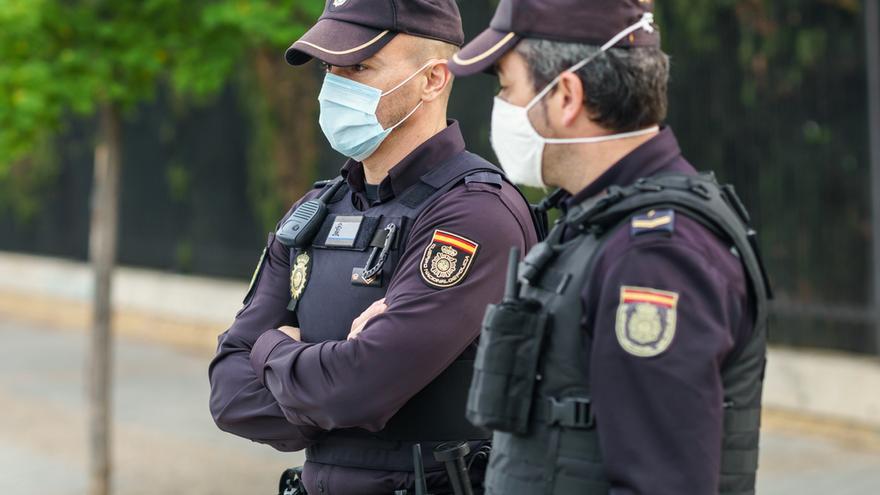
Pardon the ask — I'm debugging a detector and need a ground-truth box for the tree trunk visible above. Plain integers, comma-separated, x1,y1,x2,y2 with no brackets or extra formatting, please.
252,47,319,204
87,103,121,495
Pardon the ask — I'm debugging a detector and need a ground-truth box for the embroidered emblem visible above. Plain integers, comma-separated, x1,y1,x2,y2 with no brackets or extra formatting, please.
290,251,311,300
420,230,479,289
615,286,678,357
332,0,348,7
631,209,676,237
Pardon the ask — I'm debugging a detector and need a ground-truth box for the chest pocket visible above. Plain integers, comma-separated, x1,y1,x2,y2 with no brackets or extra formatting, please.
292,214,407,343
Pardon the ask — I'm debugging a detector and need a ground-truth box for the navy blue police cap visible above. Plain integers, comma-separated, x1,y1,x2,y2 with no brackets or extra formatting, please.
449,0,660,77
286,0,465,67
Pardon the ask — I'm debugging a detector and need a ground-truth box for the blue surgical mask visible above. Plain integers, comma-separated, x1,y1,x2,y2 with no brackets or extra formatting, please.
318,60,435,162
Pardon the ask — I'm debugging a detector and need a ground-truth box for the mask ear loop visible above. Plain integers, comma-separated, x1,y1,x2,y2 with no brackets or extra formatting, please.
381,59,443,97
381,59,447,131
385,100,425,132
524,13,656,112
544,125,661,144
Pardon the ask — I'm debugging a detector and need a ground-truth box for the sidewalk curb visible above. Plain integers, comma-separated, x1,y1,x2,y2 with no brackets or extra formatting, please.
0,289,223,355
2,252,880,431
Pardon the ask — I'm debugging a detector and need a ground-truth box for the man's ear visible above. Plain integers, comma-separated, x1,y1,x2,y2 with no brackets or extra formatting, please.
556,71,587,127
422,61,452,102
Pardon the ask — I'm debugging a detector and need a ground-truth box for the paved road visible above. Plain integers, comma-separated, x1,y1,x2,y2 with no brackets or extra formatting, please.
0,318,298,495
1,318,878,494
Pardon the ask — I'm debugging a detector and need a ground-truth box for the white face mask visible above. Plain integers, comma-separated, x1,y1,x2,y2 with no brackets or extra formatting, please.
490,13,659,189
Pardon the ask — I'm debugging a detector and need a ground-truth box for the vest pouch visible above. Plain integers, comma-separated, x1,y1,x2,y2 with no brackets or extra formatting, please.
467,300,548,435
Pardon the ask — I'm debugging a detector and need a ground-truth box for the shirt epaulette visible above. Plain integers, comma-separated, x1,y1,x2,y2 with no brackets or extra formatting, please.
630,209,676,236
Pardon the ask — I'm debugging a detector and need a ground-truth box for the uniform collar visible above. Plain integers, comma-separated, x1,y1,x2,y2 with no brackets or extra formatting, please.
341,120,467,206
566,126,694,207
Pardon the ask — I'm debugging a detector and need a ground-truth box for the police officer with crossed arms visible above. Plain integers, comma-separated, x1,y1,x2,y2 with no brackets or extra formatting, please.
208,1,538,493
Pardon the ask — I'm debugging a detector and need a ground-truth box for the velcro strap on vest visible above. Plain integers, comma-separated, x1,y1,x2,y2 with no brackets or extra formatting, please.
398,182,437,208
720,473,757,495
397,151,502,208
534,397,595,429
724,407,761,432
721,448,759,474
721,408,761,475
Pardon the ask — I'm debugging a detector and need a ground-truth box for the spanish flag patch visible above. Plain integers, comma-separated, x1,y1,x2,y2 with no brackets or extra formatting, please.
420,230,479,289
615,286,679,357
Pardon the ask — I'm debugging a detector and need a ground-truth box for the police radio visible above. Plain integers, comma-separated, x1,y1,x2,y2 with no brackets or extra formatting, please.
276,178,346,248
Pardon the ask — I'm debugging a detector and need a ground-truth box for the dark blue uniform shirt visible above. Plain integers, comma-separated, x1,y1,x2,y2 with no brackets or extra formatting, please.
208,122,538,493
568,127,753,494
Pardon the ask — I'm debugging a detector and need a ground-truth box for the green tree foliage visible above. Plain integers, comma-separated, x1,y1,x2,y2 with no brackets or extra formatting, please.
0,0,323,220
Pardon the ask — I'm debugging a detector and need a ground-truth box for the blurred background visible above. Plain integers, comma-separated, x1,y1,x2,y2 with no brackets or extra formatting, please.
1,0,879,494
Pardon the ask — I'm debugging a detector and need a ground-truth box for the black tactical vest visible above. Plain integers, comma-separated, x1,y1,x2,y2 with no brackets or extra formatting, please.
292,151,508,473
468,173,771,495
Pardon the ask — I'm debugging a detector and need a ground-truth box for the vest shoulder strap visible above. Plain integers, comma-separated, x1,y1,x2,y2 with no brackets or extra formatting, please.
396,151,551,241
398,151,503,208
568,173,772,404
566,172,772,318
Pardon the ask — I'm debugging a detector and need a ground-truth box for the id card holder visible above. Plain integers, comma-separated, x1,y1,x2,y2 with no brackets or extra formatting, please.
325,216,364,248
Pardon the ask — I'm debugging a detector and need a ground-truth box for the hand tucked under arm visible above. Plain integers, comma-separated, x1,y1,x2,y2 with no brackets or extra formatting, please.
249,186,536,432
270,297,386,343
348,298,387,340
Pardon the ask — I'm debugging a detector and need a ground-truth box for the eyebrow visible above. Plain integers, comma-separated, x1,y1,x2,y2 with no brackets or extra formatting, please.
364,52,386,68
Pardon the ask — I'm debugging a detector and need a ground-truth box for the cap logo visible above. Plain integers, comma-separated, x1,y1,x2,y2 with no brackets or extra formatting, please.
332,0,348,7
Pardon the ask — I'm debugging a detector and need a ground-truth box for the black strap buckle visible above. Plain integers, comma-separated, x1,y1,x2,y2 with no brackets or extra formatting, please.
688,181,713,200
634,178,663,192
278,467,305,495
547,397,594,429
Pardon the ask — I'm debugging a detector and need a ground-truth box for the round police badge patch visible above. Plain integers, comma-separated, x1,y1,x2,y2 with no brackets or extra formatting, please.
615,286,678,357
420,230,479,289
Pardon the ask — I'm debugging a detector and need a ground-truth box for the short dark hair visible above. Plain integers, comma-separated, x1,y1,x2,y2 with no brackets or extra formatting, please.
516,39,669,132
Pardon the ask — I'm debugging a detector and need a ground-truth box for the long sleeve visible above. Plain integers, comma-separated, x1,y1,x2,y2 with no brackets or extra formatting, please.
208,223,326,451
584,223,746,494
249,183,536,431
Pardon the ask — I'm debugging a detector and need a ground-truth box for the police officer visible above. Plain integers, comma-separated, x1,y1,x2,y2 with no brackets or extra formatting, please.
447,1,771,494
208,0,538,493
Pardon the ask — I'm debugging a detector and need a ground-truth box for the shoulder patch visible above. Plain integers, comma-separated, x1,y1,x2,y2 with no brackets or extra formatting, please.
420,230,479,289
615,286,678,358
631,209,676,237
